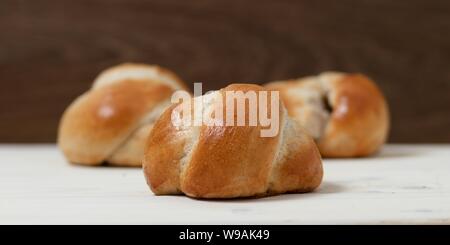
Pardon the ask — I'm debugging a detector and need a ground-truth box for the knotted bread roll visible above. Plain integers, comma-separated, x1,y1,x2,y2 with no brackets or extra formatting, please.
144,84,323,198
265,72,389,157
58,63,186,166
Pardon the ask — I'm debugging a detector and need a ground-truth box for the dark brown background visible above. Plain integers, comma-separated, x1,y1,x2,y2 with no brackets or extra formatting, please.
1,0,449,142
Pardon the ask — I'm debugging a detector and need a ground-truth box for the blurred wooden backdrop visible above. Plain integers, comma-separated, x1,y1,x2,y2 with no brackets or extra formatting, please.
1,0,450,142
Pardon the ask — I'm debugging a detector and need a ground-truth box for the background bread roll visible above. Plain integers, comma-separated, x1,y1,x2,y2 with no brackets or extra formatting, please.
58,63,186,166
265,72,390,157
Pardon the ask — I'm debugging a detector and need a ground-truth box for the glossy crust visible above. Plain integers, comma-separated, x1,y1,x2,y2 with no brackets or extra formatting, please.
143,84,323,198
265,72,390,157
58,63,186,166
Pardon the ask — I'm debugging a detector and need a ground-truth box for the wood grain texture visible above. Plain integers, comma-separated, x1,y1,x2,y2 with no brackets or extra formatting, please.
1,0,450,142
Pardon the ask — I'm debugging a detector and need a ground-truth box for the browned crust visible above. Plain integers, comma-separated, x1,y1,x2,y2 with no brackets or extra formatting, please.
265,73,389,158
58,80,174,165
143,83,323,199
144,103,186,194
270,126,323,193
318,74,390,157
182,84,280,198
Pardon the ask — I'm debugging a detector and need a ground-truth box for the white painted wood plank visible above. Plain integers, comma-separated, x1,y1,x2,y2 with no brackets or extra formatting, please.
0,144,449,224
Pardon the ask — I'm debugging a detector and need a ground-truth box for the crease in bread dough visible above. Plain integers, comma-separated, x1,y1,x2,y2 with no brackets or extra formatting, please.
266,105,288,191
106,98,172,164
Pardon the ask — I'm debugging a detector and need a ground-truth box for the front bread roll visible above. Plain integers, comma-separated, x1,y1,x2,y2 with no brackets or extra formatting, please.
143,84,323,198
58,63,186,166
265,72,389,157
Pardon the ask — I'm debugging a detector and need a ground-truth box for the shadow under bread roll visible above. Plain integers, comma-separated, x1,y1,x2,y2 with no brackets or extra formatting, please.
265,72,390,158
143,84,323,199
58,63,187,167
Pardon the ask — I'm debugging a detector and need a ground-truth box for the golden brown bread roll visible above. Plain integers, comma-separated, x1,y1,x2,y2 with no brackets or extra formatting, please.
143,84,323,198
58,63,187,166
265,72,390,157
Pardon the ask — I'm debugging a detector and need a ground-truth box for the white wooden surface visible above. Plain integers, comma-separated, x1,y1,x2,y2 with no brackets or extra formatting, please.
0,144,449,224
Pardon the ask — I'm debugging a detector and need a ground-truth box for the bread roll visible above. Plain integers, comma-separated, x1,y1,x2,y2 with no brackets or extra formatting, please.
58,63,186,166
143,84,323,198
265,72,389,157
